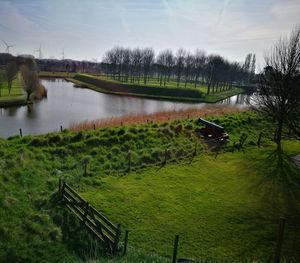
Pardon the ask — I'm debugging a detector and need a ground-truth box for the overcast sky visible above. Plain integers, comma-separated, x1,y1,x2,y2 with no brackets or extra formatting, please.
0,0,299,68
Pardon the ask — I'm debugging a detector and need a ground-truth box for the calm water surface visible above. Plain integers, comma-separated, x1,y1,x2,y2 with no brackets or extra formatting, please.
0,79,249,138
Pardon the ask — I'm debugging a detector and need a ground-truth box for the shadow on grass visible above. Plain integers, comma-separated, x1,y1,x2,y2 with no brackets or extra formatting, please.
245,146,300,229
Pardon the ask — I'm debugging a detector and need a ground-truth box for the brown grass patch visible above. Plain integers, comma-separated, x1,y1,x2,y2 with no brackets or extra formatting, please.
69,105,250,132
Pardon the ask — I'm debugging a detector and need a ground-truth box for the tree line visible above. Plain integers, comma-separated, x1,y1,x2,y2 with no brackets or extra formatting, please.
102,47,256,94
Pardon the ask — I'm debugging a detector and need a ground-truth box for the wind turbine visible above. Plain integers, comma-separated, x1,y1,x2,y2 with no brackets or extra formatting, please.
35,44,42,59
61,48,65,60
3,40,14,54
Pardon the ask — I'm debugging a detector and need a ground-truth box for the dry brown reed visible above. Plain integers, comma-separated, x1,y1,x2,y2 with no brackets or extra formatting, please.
69,105,250,132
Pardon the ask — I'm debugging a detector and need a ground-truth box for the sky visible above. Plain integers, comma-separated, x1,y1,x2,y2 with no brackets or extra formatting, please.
0,0,299,69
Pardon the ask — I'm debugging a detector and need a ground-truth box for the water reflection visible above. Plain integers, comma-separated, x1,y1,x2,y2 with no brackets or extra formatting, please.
0,79,251,138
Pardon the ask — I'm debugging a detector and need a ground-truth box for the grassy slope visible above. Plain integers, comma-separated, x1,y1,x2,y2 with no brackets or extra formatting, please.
81,141,300,262
0,112,299,262
0,71,26,106
94,74,209,92
68,74,243,103
38,71,76,78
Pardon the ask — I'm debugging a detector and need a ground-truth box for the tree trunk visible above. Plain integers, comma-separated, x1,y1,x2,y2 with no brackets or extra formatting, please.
275,118,283,151
26,91,31,101
194,75,199,89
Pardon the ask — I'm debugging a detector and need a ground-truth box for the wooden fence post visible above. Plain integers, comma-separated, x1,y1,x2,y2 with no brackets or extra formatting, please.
128,150,131,172
82,202,89,225
257,132,263,147
19,128,23,137
123,230,129,256
274,217,286,263
172,235,179,263
93,123,96,130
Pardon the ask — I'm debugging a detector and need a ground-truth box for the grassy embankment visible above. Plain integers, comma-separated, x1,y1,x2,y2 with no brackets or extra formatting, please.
0,111,299,262
0,70,26,107
38,71,76,78
67,74,243,103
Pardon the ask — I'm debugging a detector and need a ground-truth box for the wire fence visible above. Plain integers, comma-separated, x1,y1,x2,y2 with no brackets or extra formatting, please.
99,130,272,176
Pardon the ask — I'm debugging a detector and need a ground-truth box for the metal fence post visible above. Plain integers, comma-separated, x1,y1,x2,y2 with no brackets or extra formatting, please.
19,128,23,137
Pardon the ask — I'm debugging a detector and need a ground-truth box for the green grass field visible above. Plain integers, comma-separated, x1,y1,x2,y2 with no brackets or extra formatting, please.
82,141,300,262
0,70,26,106
0,111,299,262
96,74,209,93
69,74,243,103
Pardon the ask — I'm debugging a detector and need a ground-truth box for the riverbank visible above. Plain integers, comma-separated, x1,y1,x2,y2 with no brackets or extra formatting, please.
67,74,243,103
0,111,299,262
38,71,76,78
69,105,249,131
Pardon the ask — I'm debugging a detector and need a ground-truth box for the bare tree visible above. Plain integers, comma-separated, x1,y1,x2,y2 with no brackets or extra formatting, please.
254,27,300,151
165,50,174,84
142,48,155,84
184,53,194,88
175,49,186,88
20,64,40,101
193,50,206,88
157,50,168,86
5,60,18,94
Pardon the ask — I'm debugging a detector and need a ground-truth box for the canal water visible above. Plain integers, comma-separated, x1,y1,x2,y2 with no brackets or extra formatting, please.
0,79,250,138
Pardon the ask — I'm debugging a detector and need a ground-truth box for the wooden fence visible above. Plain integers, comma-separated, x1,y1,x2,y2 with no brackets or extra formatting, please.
58,179,121,255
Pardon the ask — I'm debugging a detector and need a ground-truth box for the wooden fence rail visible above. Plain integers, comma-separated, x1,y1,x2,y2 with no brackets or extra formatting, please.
58,179,121,255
